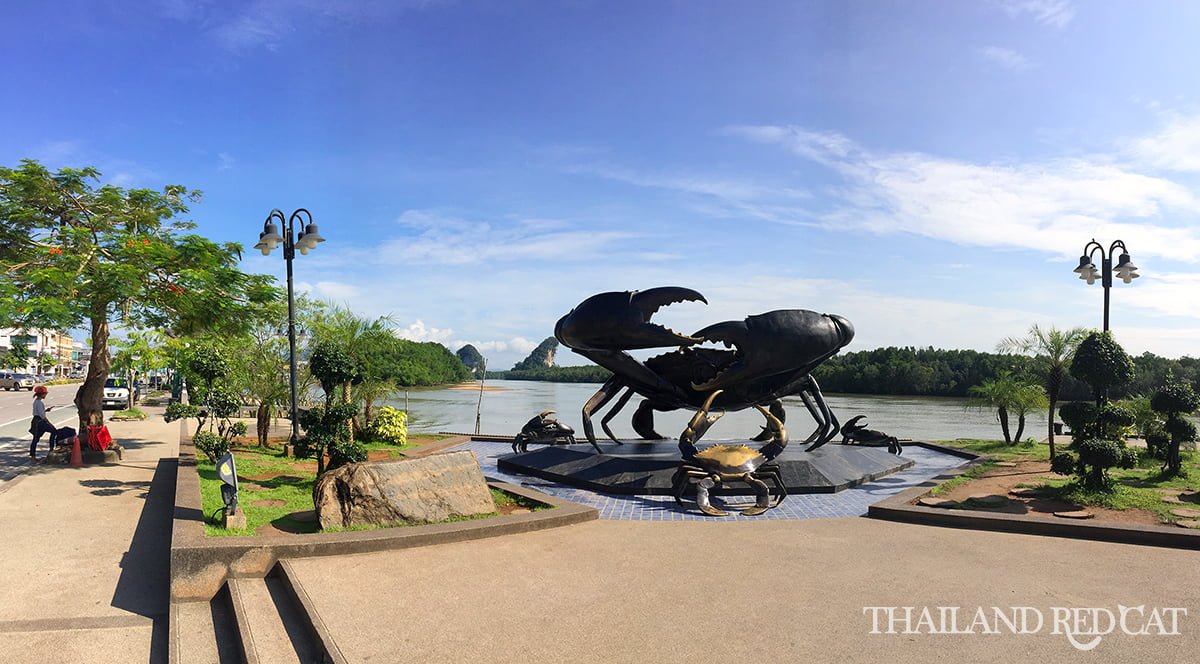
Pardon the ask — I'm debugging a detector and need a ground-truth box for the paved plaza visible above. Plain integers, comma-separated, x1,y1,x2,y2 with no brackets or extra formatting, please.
457,438,968,520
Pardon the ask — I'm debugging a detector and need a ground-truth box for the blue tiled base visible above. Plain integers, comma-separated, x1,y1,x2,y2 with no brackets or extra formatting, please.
457,439,967,521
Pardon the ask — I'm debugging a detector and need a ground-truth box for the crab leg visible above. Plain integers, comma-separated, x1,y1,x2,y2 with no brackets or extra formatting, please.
580,376,626,452
797,389,826,444
740,474,772,517
803,375,841,451
599,387,635,443
695,477,729,517
631,400,668,440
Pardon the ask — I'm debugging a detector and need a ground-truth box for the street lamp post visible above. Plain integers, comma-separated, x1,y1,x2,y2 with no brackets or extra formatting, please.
1073,239,1139,332
254,209,325,447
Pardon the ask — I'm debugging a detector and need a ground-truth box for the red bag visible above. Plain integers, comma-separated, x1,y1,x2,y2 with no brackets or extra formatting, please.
86,425,113,451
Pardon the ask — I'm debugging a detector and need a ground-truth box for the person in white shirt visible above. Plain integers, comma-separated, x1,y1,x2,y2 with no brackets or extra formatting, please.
30,385,58,461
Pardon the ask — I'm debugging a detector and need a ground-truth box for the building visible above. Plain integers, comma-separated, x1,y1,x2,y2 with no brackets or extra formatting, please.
0,328,75,375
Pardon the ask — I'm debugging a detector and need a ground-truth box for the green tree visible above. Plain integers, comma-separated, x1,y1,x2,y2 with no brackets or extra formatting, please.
998,324,1089,457
306,303,395,434
0,160,277,432
3,337,29,370
1070,332,1135,406
36,351,57,375
1150,374,1200,476
1051,332,1139,491
968,371,1044,443
112,329,167,405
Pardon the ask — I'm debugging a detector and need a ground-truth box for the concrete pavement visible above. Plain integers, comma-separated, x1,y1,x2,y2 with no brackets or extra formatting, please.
286,517,1200,663
0,405,178,663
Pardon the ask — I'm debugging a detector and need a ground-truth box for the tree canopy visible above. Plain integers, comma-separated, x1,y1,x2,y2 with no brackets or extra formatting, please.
0,160,278,430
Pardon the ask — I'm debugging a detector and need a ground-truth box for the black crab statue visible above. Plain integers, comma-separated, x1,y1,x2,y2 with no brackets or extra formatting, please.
512,410,577,453
552,286,856,516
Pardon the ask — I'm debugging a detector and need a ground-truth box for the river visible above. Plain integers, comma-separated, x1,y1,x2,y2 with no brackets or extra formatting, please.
385,380,1049,442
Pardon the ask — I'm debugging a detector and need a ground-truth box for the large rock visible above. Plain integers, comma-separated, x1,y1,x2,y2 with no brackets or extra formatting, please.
313,451,496,529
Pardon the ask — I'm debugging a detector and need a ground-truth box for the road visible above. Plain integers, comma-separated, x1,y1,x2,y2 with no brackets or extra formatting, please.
0,383,82,485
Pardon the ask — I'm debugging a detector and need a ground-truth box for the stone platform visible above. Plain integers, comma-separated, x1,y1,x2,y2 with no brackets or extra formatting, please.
497,440,914,495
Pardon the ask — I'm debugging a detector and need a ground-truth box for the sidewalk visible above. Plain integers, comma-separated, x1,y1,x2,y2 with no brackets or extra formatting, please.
0,405,179,664
287,517,1200,663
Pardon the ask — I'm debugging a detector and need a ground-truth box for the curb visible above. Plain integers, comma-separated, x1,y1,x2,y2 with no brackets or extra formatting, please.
169,426,598,602
867,444,1200,550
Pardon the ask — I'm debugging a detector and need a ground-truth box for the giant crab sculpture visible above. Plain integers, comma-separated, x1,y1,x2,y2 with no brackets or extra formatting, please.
670,390,789,516
553,287,854,454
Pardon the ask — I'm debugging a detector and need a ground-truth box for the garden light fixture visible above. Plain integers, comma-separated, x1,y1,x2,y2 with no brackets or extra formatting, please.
1074,239,1138,332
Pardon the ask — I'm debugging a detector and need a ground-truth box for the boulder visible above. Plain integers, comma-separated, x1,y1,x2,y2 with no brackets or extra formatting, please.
314,451,496,529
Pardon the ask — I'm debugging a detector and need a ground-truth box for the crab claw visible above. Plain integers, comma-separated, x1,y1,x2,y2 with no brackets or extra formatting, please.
679,390,725,459
691,310,854,391
554,287,707,352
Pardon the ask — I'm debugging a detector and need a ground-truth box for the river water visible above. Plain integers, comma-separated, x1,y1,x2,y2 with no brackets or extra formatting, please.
386,380,1050,443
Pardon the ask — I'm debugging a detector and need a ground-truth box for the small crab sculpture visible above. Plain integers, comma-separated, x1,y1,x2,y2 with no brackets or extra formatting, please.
840,415,903,455
670,391,788,517
512,410,577,453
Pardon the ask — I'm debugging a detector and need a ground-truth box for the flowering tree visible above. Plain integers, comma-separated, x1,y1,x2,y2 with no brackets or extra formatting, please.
0,160,277,433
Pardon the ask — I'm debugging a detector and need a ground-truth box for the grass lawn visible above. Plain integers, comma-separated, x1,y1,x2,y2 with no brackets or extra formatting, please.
197,440,547,537
932,437,1200,523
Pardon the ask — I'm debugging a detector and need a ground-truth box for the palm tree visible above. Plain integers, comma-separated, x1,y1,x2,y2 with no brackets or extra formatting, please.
968,371,1022,443
997,325,1090,457
306,303,395,440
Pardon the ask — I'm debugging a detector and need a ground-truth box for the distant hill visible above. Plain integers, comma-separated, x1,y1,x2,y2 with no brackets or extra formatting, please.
511,337,558,371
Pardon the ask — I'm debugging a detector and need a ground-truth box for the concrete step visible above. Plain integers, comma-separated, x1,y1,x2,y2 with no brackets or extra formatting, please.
170,586,244,664
228,572,325,664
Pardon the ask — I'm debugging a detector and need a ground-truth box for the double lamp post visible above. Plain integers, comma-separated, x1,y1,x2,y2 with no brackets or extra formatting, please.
254,209,325,445
1073,238,1139,332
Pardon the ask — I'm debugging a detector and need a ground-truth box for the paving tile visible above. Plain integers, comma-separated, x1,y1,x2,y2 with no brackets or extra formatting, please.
460,439,967,521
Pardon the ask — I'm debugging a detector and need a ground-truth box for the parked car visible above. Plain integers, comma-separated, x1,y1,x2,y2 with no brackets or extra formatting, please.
0,372,36,391
102,377,136,409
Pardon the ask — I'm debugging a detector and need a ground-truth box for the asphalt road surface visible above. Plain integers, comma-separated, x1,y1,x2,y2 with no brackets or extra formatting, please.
0,383,81,484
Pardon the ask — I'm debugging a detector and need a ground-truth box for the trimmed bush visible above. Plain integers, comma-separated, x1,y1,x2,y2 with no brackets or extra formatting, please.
192,430,230,463
366,406,408,445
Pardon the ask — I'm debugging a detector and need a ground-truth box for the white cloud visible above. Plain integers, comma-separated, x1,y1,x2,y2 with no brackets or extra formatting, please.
1127,112,1200,172
978,46,1031,70
451,337,539,355
993,0,1075,29
375,209,635,266
393,319,455,344
1117,272,1200,318
312,281,359,301
729,124,1200,262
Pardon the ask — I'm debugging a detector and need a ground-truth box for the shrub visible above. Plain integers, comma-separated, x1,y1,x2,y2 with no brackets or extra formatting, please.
1056,332,1137,491
192,430,230,463
1150,374,1200,475
328,439,367,469
297,402,360,474
366,406,408,445
1051,452,1077,476
164,402,202,423
228,421,248,438
1070,332,1135,396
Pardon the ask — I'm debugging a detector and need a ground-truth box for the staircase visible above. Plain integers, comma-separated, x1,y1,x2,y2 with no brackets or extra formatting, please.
170,561,344,664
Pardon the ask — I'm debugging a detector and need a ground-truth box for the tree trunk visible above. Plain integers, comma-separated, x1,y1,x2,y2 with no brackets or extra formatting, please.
1014,413,1026,444
1046,369,1062,458
342,380,354,442
256,402,270,447
74,307,110,434
1047,397,1058,458
998,405,1012,443
363,399,375,430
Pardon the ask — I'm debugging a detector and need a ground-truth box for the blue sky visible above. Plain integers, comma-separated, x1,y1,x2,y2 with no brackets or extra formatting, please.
5,0,1200,368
